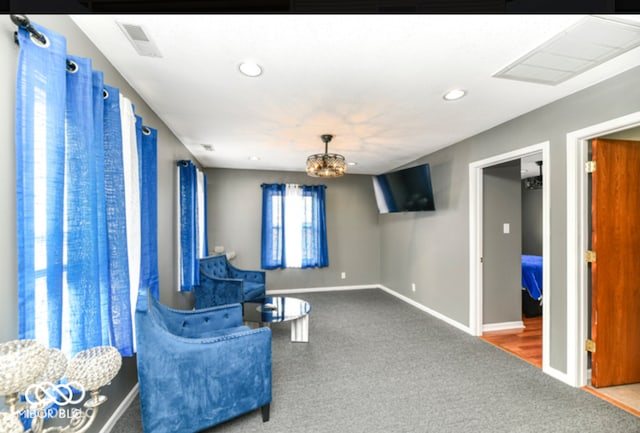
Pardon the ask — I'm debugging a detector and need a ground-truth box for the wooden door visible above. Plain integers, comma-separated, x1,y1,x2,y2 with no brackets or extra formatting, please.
590,138,640,388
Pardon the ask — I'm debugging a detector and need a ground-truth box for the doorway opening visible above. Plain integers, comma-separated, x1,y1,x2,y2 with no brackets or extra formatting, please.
468,141,550,373
585,129,640,414
482,154,544,368
566,111,640,414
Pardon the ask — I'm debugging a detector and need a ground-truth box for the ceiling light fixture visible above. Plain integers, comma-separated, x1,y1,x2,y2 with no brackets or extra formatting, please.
239,62,263,77
443,89,467,101
525,161,543,190
306,134,347,178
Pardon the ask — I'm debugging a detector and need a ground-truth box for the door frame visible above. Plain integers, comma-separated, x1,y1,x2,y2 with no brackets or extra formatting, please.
566,111,640,387
468,141,551,371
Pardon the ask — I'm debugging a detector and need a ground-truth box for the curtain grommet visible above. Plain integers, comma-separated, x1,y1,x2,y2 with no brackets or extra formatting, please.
66,60,78,73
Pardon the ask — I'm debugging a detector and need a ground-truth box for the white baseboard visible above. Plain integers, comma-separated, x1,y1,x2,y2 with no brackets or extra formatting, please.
483,321,524,332
377,285,474,335
99,383,139,433
267,284,375,295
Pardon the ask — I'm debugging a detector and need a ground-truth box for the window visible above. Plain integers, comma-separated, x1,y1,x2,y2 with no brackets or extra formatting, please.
261,184,328,269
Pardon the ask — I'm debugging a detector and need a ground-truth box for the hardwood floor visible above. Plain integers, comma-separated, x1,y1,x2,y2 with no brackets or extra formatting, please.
584,383,640,417
480,315,542,368
480,315,640,418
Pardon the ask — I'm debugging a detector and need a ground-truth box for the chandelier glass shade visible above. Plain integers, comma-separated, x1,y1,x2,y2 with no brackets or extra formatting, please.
306,134,347,178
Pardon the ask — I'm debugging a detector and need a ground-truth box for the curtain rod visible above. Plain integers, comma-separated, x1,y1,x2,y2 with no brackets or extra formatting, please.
10,15,91,74
11,15,46,45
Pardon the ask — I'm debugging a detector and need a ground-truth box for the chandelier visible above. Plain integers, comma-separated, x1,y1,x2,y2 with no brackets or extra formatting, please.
306,134,347,178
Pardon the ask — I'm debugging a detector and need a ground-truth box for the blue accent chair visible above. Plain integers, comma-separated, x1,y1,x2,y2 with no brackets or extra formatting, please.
195,254,266,308
135,288,272,433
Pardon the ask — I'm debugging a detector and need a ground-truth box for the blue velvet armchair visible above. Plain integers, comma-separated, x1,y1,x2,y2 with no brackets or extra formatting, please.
195,254,266,308
135,288,272,433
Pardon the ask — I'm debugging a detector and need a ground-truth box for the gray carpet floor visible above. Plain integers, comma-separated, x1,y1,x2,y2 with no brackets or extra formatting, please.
113,289,640,433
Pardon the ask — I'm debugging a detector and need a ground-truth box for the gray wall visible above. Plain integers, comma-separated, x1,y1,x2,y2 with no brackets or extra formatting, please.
521,180,543,256
380,146,470,323
379,65,640,375
0,15,195,430
1,13,19,346
205,168,381,290
482,161,522,325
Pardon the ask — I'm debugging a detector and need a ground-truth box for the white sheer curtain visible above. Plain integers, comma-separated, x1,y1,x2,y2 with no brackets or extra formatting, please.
197,169,207,258
283,184,304,268
120,94,140,350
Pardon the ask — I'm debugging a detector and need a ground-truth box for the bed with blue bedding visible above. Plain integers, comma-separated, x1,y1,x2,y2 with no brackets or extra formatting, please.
522,254,542,317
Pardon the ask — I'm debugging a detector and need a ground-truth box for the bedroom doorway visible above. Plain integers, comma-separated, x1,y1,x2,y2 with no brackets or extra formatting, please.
481,153,544,368
468,141,550,373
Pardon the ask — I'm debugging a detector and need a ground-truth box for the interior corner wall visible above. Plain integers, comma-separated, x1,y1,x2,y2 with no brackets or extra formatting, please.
380,64,640,376
204,168,381,291
0,14,195,430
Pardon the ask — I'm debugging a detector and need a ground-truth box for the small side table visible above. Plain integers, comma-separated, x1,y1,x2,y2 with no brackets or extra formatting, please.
243,296,311,343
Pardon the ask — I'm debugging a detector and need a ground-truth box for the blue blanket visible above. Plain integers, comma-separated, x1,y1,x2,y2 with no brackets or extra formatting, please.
522,255,542,301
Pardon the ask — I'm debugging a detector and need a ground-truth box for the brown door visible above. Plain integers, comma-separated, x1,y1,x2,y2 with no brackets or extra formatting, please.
590,138,640,388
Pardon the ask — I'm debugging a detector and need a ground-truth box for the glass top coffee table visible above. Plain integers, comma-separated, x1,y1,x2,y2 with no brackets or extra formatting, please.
243,296,311,343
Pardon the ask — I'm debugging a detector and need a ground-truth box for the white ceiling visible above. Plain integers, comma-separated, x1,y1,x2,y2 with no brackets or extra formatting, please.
70,14,640,175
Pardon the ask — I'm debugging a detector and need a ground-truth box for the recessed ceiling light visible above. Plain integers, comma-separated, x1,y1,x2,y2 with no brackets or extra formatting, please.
347,161,358,166
239,62,263,77
248,156,261,161
443,89,467,101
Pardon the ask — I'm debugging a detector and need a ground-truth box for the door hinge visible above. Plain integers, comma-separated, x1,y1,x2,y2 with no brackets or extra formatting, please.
586,339,596,353
585,250,596,263
585,160,596,173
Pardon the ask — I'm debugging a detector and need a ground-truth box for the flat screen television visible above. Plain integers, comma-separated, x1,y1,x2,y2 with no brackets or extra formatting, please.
372,163,435,213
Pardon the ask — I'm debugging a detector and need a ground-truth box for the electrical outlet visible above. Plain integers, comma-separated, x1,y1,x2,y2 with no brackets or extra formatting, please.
411,283,416,292
341,272,346,279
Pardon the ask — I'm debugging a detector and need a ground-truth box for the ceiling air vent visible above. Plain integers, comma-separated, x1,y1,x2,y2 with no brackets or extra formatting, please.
494,15,640,85
117,22,162,58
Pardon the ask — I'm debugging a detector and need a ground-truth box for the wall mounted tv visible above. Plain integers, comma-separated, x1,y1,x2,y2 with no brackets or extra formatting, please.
372,163,435,213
